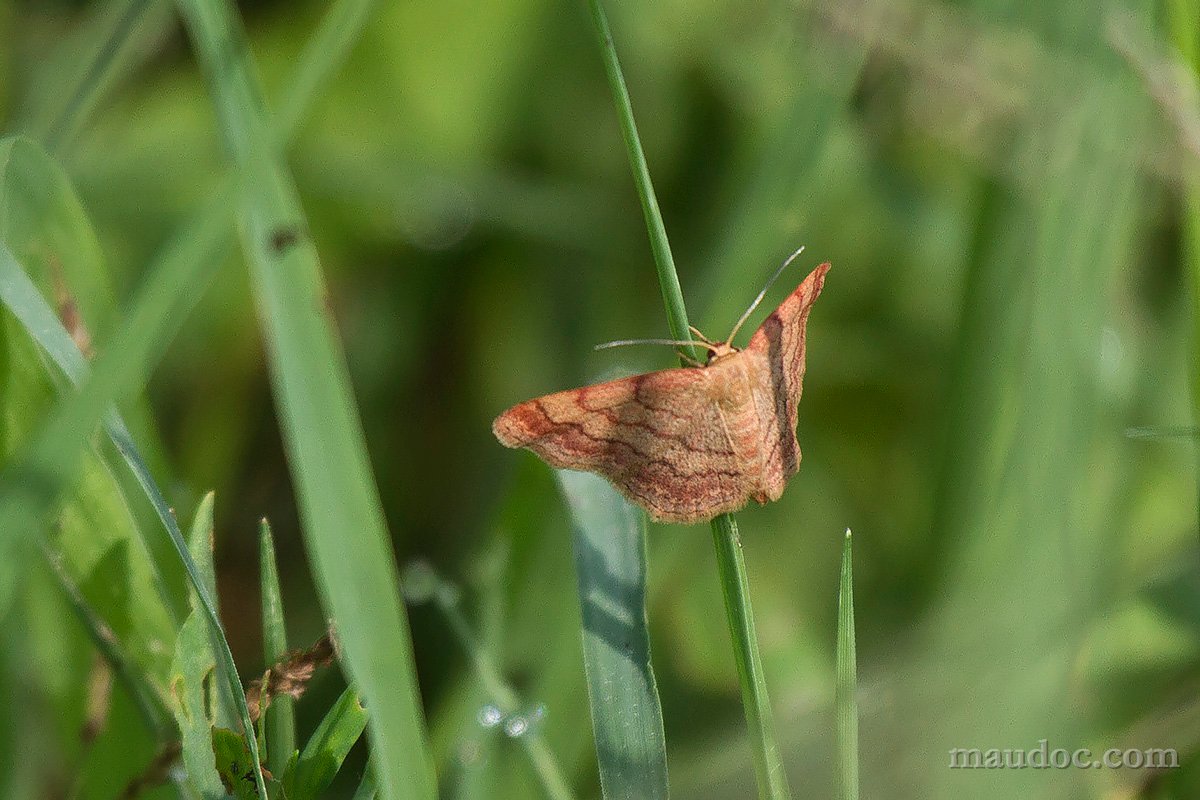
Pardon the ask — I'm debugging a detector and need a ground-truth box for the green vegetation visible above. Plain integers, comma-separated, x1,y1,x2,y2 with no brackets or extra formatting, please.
2,0,1199,798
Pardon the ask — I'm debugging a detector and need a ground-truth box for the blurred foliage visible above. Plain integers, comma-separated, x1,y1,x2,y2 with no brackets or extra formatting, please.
4,0,1200,798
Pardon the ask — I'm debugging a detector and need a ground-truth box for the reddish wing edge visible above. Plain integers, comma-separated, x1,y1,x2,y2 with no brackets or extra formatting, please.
747,262,829,356
744,262,829,480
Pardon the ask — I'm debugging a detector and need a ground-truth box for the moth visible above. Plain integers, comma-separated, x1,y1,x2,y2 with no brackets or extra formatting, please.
493,259,829,524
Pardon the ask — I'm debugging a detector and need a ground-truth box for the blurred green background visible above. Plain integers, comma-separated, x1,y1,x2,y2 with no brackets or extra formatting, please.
4,0,1200,797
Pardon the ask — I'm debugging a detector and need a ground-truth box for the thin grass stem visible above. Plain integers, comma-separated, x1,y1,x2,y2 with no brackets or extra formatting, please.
585,3,792,797
711,515,793,800
584,0,696,363
836,529,859,800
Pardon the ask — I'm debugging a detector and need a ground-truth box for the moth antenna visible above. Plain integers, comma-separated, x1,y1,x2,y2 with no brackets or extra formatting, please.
724,245,806,344
688,325,716,345
595,338,719,353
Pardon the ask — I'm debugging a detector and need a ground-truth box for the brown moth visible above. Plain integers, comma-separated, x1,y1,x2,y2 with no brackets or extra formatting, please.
493,262,829,524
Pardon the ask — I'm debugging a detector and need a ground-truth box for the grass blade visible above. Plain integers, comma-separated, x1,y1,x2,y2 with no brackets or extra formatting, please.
1,0,388,610
585,3,791,797
35,0,167,151
0,135,268,800
283,687,369,800
710,516,791,799
41,547,173,741
584,0,694,361
353,770,379,800
173,2,435,797
169,496,234,800
259,519,295,776
557,470,668,800
836,530,859,800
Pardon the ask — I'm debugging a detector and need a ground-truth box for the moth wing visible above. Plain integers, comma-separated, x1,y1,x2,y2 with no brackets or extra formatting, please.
493,367,751,523
744,263,829,492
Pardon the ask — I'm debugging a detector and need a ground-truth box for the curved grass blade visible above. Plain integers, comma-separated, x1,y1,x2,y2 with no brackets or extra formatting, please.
557,470,667,800
173,1,435,797
1,0,389,604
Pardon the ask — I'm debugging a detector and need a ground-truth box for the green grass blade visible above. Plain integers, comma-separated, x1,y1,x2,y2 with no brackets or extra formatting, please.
187,492,218,603
836,530,859,800
710,516,791,799
41,547,173,741
170,497,235,800
403,561,577,800
173,2,435,797
186,492,240,729
35,0,166,151
259,518,295,777
0,137,231,623
283,687,368,800
275,0,380,138
1,0,387,603
352,770,378,800
585,3,791,797
584,0,694,361
557,470,667,800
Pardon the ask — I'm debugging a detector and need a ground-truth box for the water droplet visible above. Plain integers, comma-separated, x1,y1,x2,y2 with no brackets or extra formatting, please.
477,704,504,728
504,715,529,738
